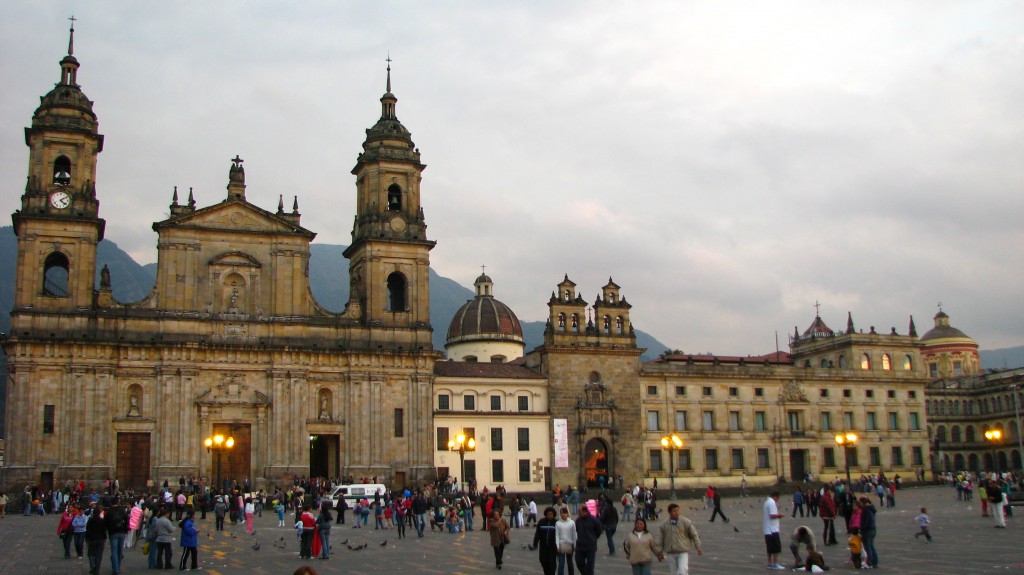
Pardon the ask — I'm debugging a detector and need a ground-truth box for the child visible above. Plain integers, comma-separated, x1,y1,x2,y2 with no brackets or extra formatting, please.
913,507,932,542
275,499,286,527
848,533,862,569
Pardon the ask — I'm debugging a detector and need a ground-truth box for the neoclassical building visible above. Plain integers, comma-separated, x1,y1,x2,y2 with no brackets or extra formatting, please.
2,29,439,492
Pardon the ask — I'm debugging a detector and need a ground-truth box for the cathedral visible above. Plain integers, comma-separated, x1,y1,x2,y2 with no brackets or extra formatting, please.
2,27,439,492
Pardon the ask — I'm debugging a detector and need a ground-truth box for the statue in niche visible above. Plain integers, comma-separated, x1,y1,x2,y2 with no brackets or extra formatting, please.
100,265,111,289
127,392,141,417
228,287,240,312
319,394,331,421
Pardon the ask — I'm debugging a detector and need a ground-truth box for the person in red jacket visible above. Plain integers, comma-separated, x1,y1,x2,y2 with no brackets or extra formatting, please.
817,487,837,547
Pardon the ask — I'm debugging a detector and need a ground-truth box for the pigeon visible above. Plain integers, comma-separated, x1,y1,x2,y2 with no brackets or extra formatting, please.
251,530,257,536
230,532,238,539
733,527,740,532
380,540,387,546
207,533,213,539
252,541,261,551
339,539,349,545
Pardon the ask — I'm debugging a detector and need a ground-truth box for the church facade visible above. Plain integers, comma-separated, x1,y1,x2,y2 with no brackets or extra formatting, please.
1,29,439,492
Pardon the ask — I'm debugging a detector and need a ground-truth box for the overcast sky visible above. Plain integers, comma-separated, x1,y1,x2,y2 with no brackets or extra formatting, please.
2,1,1022,356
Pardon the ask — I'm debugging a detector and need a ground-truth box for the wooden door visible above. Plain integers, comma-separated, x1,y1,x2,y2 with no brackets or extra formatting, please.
116,432,151,491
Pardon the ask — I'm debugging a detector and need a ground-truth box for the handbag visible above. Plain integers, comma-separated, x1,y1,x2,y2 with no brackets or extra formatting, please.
558,543,574,554
141,541,150,555
502,530,511,545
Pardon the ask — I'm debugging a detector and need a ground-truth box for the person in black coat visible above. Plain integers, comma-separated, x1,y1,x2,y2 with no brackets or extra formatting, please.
574,505,604,575
85,507,107,575
532,507,558,575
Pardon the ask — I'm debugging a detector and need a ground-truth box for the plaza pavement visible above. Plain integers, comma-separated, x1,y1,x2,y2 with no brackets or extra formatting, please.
0,485,1019,575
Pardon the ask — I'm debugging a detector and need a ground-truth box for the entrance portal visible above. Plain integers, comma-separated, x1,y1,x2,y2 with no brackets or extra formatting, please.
116,432,151,491
789,449,807,481
213,423,251,491
584,438,609,488
309,434,340,478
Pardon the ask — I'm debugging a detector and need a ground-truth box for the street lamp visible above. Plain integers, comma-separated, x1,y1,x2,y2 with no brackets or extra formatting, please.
204,433,235,494
984,428,1002,475
834,432,858,486
660,434,684,500
447,432,476,494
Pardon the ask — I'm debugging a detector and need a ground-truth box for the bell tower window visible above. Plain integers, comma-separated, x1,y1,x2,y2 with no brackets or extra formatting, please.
386,271,407,312
53,156,72,186
43,252,70,297
387,184,402,211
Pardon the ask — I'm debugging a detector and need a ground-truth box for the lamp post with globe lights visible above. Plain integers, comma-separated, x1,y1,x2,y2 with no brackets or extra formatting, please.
204,434,235,494
834,432,858,486
447,432,476,494
985,428,1002,474
660,434,684,500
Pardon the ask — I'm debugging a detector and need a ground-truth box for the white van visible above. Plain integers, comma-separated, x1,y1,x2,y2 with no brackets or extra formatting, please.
326,484,387,509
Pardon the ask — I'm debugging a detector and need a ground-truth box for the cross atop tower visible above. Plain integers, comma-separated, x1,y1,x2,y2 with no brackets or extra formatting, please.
385,53,393,93
67,15,77,55
814,300,821,317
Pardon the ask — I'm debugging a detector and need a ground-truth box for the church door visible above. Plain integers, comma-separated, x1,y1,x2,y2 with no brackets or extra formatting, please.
116,432,151,491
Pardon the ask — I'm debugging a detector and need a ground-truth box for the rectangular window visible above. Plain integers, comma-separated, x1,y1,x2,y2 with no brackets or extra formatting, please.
866,412,878,430
517,427,530,451
823,447,836,468
464,395,475,410
891,447,904,466
702,410,715,431
674,410,687,432
820,411,832,431
675,386,687,396
754,387,764,397
729,387,739,397
647,385,658,396
912,446,924,466
519,459,531,482
464,427,476,440
953,361,963,376
909,412,920,430
843,411,854,429
438,395,450,411
43,404,55,434
492,460,504,483
491,428,503,451
820,388,829,398
394,408,404,437
705,448,718,470
731,448,744,469
649,450,663,472
757,448,770,469
754,411,766,431
702,386,713,397
869,446,881,466
888,412,899,430
847,446,860,467
887,390,897,399
490,395,501,411
678,449,692,470
728,411,741,431
843,389,852,398
929,363,939,378
464,460,476,482
787,411,802,431
866,389,874,398
647,410,661,432
518,396,529,412
436,427,449,451
908,390,917,399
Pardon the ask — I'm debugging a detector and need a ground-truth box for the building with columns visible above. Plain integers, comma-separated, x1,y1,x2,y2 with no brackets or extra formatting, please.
2,29,439,492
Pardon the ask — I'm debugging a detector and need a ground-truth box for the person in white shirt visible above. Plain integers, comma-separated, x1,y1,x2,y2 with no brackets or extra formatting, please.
762,491,784,570
554,508,577,575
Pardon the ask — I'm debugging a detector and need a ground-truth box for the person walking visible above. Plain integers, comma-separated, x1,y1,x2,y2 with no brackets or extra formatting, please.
178,510,199,571
818,487,837,546
533,507,559,575
489,509,511,569
623,518,660,575
657,503,702,575
72,505,89,559
214,496,227,531
600,497,618,555
85,506,107,575
859,497,879,569
244,496,255,534
154,507,176,569
104,497,129,575
791,487,805,518
708,486,729,523
316,502,333,559
574,504,604,575
989,480,1007,528
298,504,317,560
554,507,577,575
763,491,785,570
913,507,932,543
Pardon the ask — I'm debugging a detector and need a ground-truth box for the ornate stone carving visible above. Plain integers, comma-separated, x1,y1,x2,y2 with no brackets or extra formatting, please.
781,379,809,402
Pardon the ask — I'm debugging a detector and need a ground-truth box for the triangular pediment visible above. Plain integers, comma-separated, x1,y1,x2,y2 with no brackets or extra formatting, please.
154,199,315,238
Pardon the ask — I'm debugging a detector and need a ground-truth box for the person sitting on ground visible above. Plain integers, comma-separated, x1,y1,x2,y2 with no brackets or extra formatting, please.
789,525,816,568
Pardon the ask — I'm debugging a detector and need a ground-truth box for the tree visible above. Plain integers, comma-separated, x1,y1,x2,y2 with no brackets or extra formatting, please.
658,348,684,360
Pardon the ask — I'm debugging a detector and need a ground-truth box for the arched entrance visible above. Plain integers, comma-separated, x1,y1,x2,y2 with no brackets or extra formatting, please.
968,453,979,472
583,438,609,488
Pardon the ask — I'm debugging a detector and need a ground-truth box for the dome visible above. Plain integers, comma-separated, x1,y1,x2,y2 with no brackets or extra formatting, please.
919,310,972,342
445,273,524,360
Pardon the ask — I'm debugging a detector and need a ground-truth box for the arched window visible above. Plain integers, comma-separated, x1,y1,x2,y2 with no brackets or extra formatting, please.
464,355,478,362
602,315,610,333
589,371,601,384
489,355,506,364
951,426,961,443
881,354,892,370
563,289,571,302
935,426,947,442
571,313,579,331
820,359,829,368
615,316,623,334
860,353,871,370
925,399,930,415
43,252,70,297
965,425,976,443
386,271,407,311
53,155,72,186
903,354,913,370
557,313,566,331
387,184,402,211
838,355,846,368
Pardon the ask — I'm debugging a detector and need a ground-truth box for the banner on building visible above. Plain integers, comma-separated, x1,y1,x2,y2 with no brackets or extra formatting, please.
553,418,569,468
